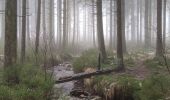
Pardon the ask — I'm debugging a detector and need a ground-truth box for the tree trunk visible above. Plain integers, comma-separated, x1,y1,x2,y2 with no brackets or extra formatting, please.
57,0,62,48
4,0,18,83
96,0,107,61
156,0,163,57
109,0,113,49
26,0,30,50
62,0,67,50
49,0,55,45
163,0,166,52
72,0,76,45
121,0,127,54
117,0,124,71
145,0,151,48
21,0,27,63
35,0,41,61
92,0,96,47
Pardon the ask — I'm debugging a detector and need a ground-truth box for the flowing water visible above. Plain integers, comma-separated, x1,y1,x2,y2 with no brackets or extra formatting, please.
52,62,84,100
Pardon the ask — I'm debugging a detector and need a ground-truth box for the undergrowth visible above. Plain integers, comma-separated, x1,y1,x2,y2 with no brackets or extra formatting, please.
0,64,54,100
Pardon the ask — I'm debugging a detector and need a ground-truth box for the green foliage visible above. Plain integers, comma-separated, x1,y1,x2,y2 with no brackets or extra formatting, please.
73,49,98,73
0,63,54,100
88,74,170,100
144,58,170,73
137,75,170,100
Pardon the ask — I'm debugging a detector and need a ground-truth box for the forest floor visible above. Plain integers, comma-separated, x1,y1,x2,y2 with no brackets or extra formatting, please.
127,59,150,80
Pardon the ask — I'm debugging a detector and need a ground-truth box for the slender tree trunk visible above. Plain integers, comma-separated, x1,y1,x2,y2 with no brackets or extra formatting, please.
163,0,166,52
26,0,30,49
4,0,18,83
145,0,151,48
57,0,62,48
117,0,124,71
109,0,113,49
84,1,87,41
0,0,5,50
72,0,76,45
76,4,80,43
21,0,26,63
96,0,107,61
121,0,127,53
35,0,41,62
140,0,143,44
92,0,96,47
113,0,117,49
62,0,67,50
49,0,55,45
156,0,163,57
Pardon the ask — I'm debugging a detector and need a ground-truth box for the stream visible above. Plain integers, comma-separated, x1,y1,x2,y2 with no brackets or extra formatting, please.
51,62,101,100
52,62,84,100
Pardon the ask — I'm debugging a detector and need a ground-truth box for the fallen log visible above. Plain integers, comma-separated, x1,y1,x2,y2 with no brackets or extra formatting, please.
55,68,116,84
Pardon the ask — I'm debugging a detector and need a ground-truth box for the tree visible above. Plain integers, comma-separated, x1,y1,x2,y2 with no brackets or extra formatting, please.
163,0,166,52
49,0,55,54
21,0,27,63
96,0,107,61
121,0,127,53
109,0,113,49
4,0,18,83
35,0,41,62
92,0,96,47
62,0,67,50
145,0,151,48
57,0,62,48
117,0,124,71
72,0,76,45
156,0,163,57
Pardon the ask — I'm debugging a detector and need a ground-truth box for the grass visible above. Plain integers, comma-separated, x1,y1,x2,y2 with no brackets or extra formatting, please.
0,63,54,100
72,49,98,73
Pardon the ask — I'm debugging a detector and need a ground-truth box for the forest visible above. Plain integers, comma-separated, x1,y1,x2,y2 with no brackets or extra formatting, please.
0,0,170,100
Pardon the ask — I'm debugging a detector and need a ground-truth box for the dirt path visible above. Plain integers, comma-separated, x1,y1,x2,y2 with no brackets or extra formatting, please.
127,60,150,80
126,52,153,80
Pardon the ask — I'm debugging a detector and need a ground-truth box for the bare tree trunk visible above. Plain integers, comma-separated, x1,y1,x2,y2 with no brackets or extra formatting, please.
145,0,151,48
35,0,41,62
121,0,127,54
156,0,163,57
96,0,107,61
92,0,96,47
0,0,5,52
21,0,26,63
4,0,18,83
117,0,124,71
72,0,76,45
163,0,166,52
49,0,55,45
113,0,117,49
26,0,30,50
57,0,62,48
62,0,67,50
109,0,113,49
